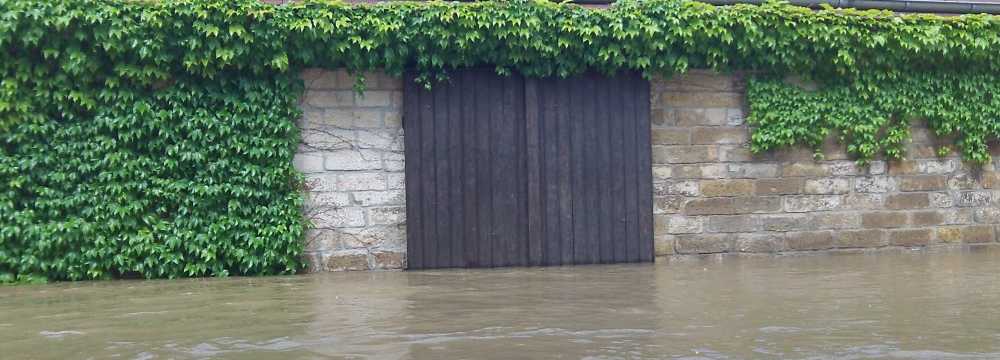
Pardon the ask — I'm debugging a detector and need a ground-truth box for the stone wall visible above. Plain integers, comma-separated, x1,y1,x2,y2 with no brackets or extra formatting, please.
651,71,1000,256
294,68,1000,272
294,69,406,271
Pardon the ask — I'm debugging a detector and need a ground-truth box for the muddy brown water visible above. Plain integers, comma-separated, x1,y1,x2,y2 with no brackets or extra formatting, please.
3,247,1000,359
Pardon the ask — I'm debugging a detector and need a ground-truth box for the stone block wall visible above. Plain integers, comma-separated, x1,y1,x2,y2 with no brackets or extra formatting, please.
651,71,1000,256
294,69,406,271
294,68,1000,272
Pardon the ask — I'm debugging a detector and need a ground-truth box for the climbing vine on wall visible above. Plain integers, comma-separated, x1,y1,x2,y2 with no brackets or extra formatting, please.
2,0,999,282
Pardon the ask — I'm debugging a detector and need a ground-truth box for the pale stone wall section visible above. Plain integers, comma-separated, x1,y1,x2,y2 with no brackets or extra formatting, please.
294,68,406,271
651,71,1000,256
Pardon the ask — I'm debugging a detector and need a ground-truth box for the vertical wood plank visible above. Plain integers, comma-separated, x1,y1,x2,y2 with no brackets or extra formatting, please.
595,72,614,264
403,72,423,269
622,74,641,262
557,78,574,265
609,74,628,263
477,70,495,267
541,79,561,266
490,74,505,267
570,75,587,263
461,71,479,268
511,74,529,267
525,78,543,266
433,78,452,268
419,75,438,269
582,72,600,264
449,73,465,268
636,73,655,262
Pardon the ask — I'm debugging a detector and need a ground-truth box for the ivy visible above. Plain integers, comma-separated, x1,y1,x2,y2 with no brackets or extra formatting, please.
2,0,999,282
748,73,1000,165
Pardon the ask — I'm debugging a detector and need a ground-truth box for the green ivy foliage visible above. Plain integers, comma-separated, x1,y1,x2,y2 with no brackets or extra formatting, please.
1,74,306,282
2,0,999,282
748,73,1000,165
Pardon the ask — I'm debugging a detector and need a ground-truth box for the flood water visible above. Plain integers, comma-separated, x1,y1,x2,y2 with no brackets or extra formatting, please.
4,247,1000,359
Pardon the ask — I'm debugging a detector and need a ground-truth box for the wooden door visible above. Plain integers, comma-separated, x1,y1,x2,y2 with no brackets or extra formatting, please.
404,68,652,269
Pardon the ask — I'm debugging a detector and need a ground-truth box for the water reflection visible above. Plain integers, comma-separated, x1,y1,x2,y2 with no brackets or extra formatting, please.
2,247,1000,359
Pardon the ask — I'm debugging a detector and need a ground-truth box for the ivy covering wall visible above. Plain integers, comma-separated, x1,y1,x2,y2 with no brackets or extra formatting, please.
2,0,998,282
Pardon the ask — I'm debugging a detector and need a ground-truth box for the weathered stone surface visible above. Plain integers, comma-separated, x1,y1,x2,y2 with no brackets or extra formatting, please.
761,214,810,232
726,108,745,126
885,193,930,210
675,234,732,254
652,145,719,164
728,163,780,178
297,69,406,272
841,194,884,210
371,251,405,269
304,90,354,108
975,208,1000,224
707,215,759,233
700,179,754,197
654,180,701,196
834,229,887,248
731,197,780,213
355,90,397,107
651,128,691,145
672,164,727,179
305,192,352,210
326,250,370,271
734,233,785,253
367,206,405,225
929,192,955,208
782,163,830,177
651,108,677,126
300,126,356,152
654,196,685,214
909,210,945,226
804,178,851,194
304,229,345,252
784,195,842,213
352,190,404,206
957,191,994,207
861,212,908,229
691,127,748,144
809,212,860,230
896,176,947,192
950,226,996,244
888,229,933,246
823,161,862,176
943,208,976,225
662,215,705,234
324,149,383,170
675,108,730,126
755,178,803,195
719,145,760,162
294,152,326,173
337,173,387,191
785,231,834,251
310,207,366,229
654,235,676,256
948,174,980,190
854,176,892,193
652,165,673,181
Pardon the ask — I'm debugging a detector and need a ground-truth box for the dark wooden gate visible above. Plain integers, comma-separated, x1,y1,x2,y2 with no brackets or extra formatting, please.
403,68,653,269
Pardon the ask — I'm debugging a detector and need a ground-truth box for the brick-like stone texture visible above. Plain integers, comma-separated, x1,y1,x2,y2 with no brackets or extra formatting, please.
297,69,1000,271
651,71,1000,256
296,69,405,271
